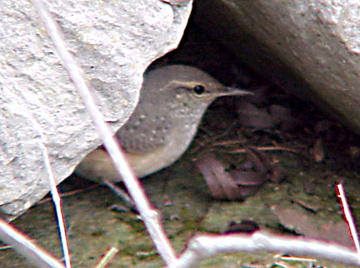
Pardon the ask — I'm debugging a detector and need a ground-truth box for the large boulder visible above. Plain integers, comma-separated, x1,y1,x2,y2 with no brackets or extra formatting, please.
195,0,360,131
0,0,192,218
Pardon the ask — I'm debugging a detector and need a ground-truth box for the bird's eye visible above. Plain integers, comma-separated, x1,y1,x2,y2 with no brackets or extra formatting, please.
193,85,205,95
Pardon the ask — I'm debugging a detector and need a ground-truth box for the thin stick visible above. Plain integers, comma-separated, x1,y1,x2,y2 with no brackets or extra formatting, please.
336,183,360,254
4,85,71,267
95,247,119,268
37,184,98,205
31,0,177,264
0,217,65,268
38,132,72,268
228,146,298,154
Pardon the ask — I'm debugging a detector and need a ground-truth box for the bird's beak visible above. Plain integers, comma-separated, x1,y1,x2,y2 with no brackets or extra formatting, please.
216,86,253,97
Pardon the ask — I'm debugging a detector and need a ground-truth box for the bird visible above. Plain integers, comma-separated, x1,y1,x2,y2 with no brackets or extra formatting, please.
75,65,251,183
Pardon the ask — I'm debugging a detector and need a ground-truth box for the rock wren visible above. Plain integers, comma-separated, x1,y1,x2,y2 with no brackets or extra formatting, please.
76,65,251,182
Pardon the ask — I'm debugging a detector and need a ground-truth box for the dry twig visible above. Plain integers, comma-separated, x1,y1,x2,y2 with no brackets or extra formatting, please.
173,231,360,267
336,183,360,255
31,0,176,265
0,217,64,268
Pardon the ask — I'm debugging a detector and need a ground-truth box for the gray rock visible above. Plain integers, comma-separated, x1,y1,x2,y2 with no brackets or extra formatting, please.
195,0,360,131
0,0,192,218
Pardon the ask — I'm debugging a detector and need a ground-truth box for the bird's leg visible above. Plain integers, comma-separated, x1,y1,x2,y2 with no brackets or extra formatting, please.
102,180,137,212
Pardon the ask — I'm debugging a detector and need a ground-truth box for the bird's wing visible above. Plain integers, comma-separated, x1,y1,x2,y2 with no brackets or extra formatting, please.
116,112,171,154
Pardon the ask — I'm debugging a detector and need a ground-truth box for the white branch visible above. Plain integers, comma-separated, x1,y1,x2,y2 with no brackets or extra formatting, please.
0,217,65,268
3,82,71,267
337,183,360,255
31,0,177,265
173,231,360,267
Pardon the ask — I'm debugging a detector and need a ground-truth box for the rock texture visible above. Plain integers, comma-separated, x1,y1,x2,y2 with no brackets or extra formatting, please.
0,0,192,218
195,0,360,131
